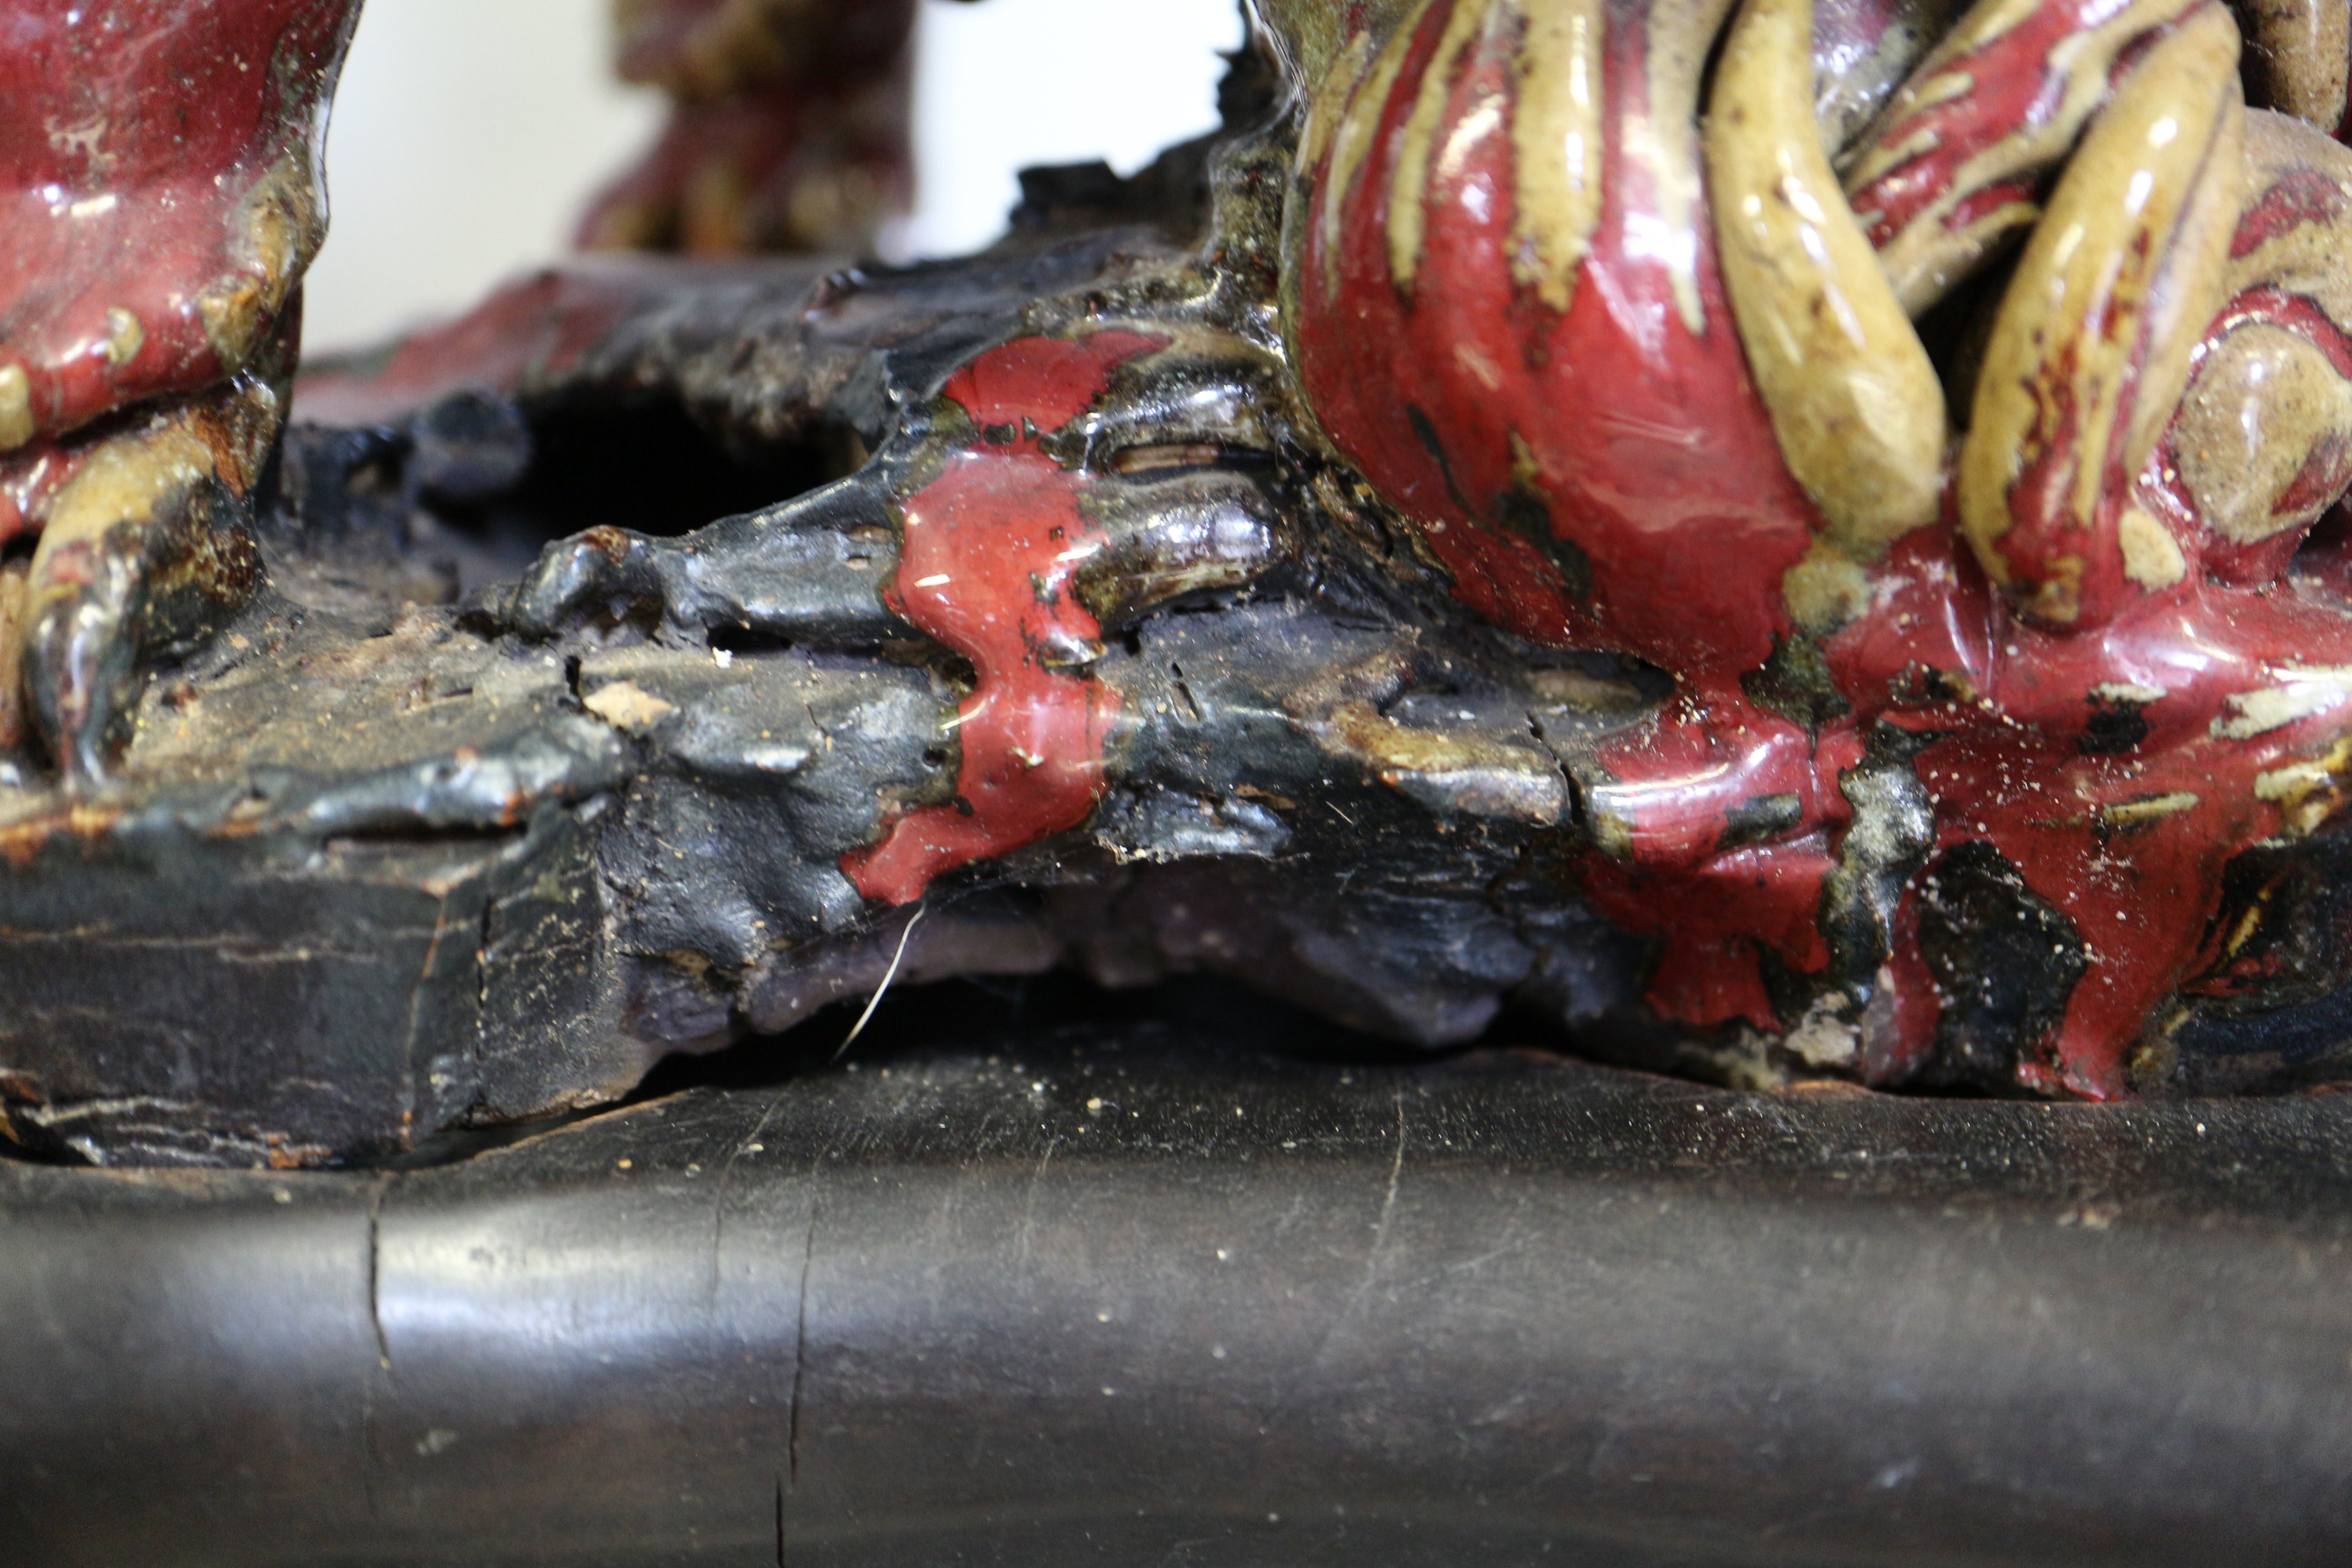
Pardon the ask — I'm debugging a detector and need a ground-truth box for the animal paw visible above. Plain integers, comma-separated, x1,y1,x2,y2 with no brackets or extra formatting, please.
6,373,278,786
0,0,354,784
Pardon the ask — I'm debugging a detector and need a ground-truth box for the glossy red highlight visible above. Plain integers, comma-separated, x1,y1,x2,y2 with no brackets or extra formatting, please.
841,330,1166,905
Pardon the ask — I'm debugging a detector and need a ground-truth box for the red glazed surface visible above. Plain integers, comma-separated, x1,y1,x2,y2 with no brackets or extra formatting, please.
842,330,1169,906
1293,0,2352,1093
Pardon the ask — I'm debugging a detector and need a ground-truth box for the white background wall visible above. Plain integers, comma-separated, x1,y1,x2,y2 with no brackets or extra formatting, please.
303,0,1244,352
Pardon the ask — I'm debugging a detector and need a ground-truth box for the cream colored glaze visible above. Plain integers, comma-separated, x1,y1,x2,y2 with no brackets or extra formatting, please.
1388,0,1498,293
25,418,218,613
1511,0,1609,310
1709,0,1947,586
196,148,324,373
0,367,29,453
1309,5,1430,298
1812,0,1973,152
2238,0,2352,132
1957,4,2244,622
1257,0,1419,84
2118,504,2190,585
0,561,26,750
1296,28,1373,195
2225,112,2352,330
1639,0,1742,332
2175,322,2352,543
1840,0,2208,315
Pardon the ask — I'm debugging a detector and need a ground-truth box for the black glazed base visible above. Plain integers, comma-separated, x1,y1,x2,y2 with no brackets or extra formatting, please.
4,1010,2349,1566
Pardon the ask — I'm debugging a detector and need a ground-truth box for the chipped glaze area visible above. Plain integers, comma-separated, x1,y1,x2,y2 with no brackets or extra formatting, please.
1291,0,2352,1094
842,331,1170,905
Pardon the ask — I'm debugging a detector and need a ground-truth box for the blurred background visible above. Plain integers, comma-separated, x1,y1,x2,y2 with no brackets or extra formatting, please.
304,0,1245,353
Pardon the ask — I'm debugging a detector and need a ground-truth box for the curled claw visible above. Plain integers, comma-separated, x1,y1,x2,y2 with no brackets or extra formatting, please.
1958,3,2246,626
19,387,271,786
841,329,1171,905
504,526,669,640
1707,0,1947,589
1839,0,2210,314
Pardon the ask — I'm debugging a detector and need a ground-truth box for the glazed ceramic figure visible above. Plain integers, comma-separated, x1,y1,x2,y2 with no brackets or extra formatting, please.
318,0,2352,1107
22,0,2352,1163
1263,0,2352,1096
0,0,924,791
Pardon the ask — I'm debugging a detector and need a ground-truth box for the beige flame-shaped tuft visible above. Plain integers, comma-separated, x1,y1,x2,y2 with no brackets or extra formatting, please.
1707,0,1948,575
1510,0,1608,311
1957,3,2246,622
